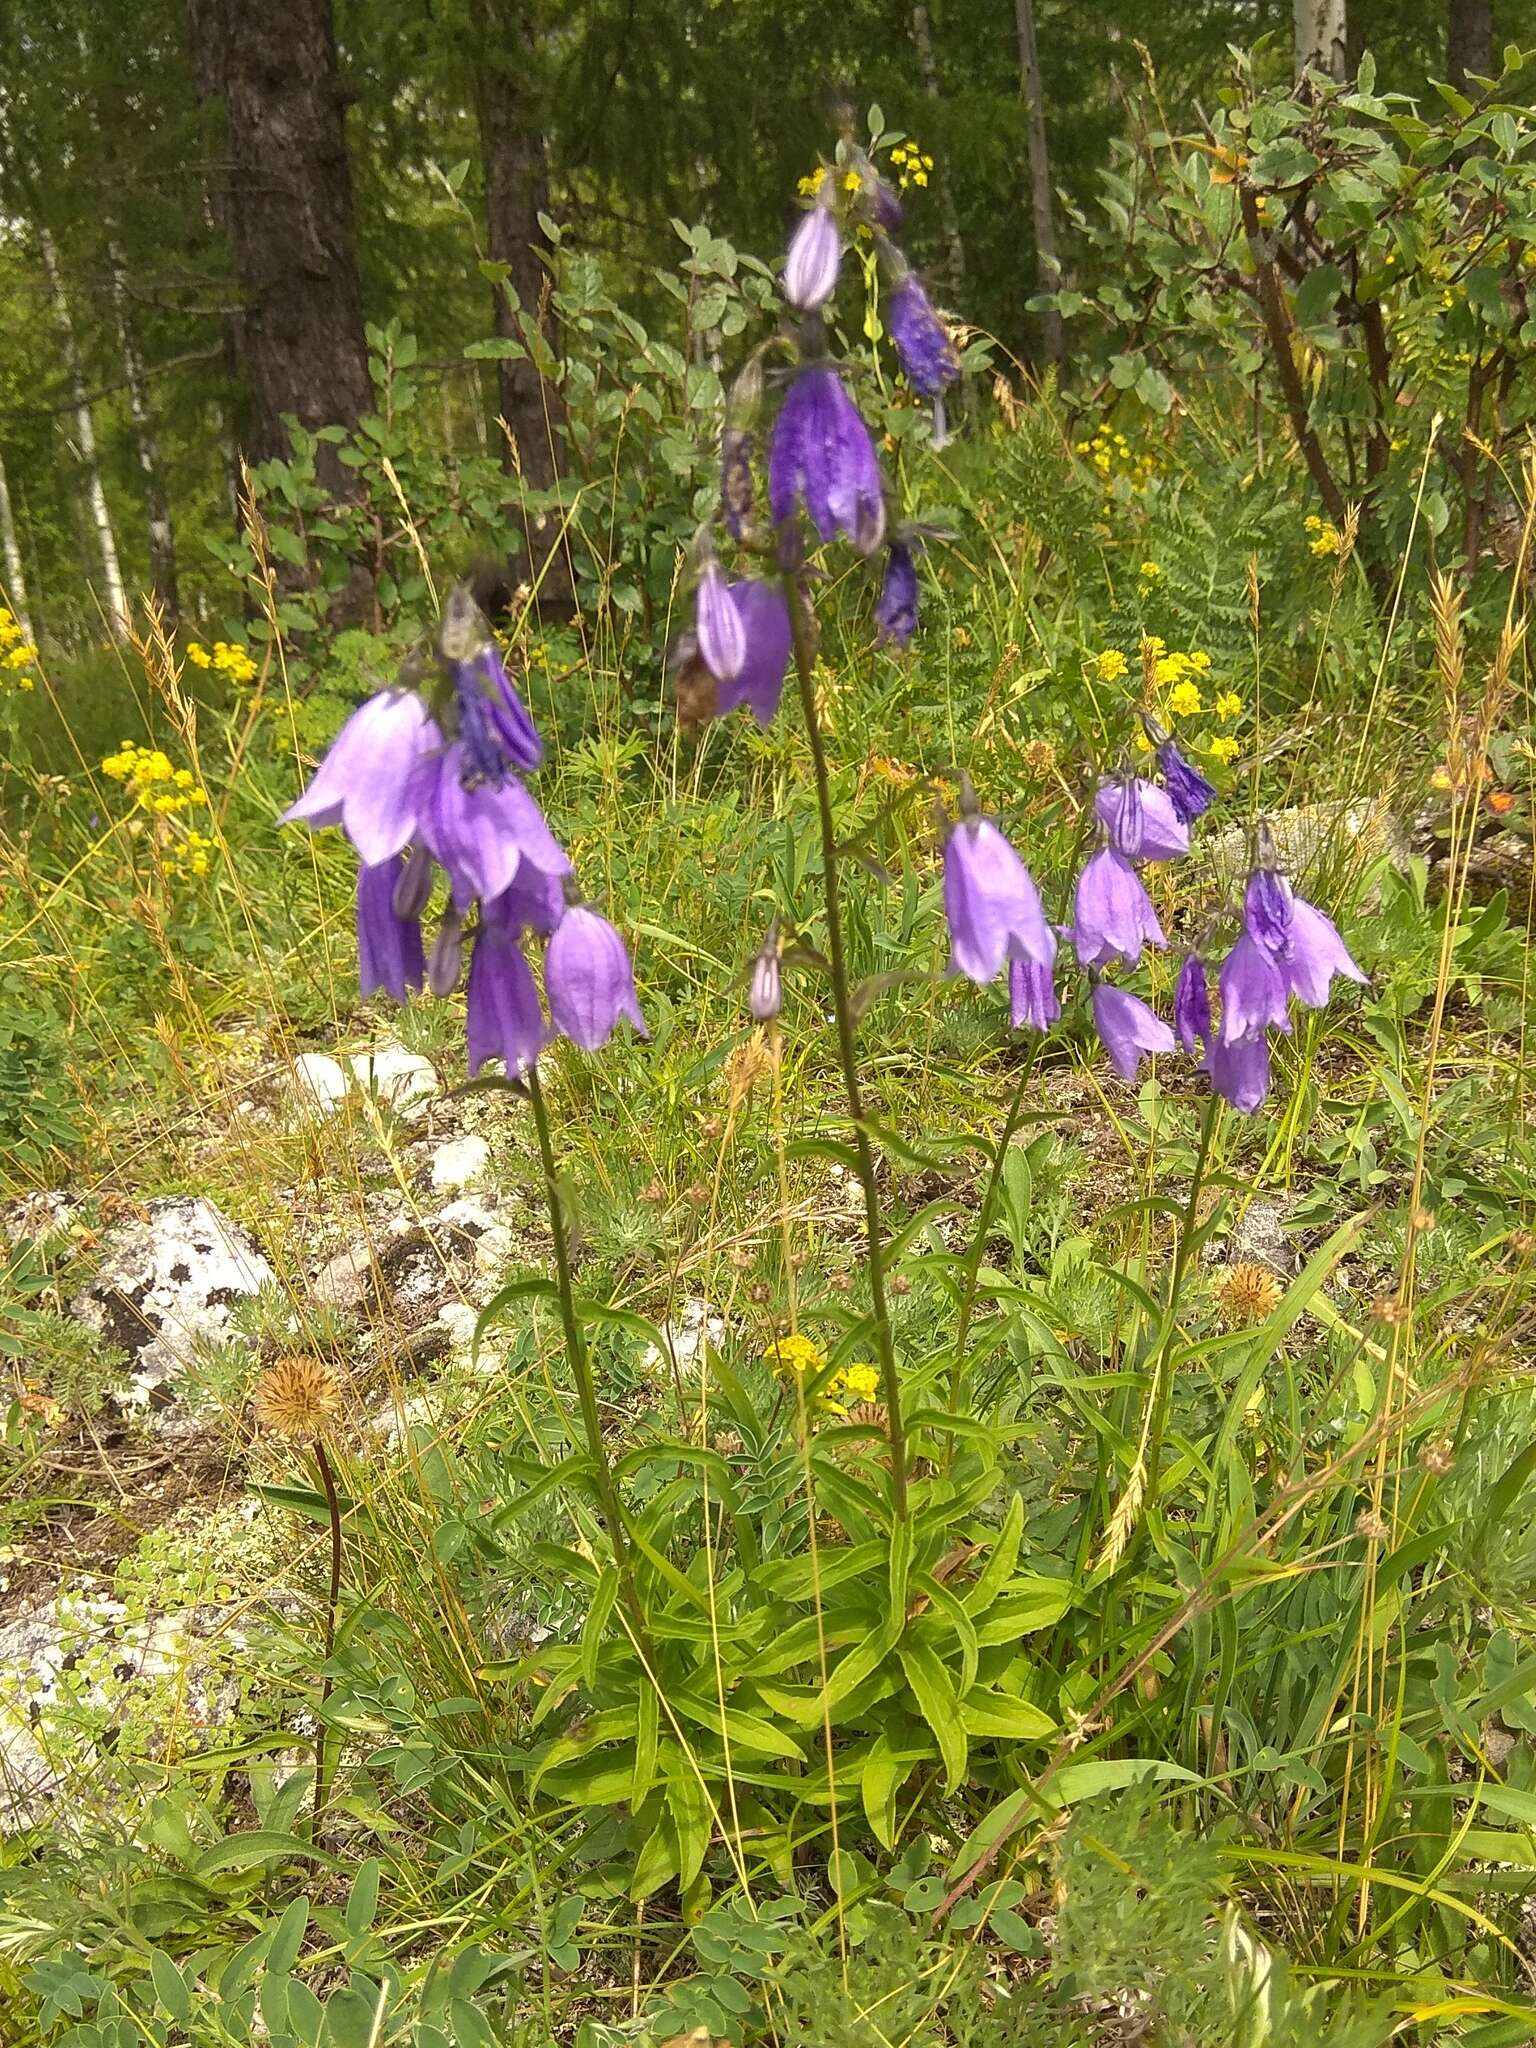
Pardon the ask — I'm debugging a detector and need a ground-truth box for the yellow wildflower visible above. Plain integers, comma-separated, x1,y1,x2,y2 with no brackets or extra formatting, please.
765,1332,825,1379
838,1362,881,1404
1168,680,1202,718
185,642,212,668
1215,691,1241,720
1095,648,1129,683
1139,560,1160,580
1207,734,1240,765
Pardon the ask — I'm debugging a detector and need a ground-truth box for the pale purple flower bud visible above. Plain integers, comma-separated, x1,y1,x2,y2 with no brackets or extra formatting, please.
1280,898,1368,1008
1071,848,1166,970
280,689,442,865
1174,953,1211,1056
768,365,885,555
1094,778,1190,861
358,856,425,1004
874,541,919,648
1159,740,1216,826
1009,956,1060,1033
427,909,464,998
1207,1031,1272,1113
714,580,793,727
942,816,1056,986
1218,932,1291,1042
460,643,542,776
1092,984,1175,1081
466,924,547,1077
887,275,959,398
784,200,841,311
392,842,434,921
546,906,648,1051
696,563,747,683
750,929,782,1022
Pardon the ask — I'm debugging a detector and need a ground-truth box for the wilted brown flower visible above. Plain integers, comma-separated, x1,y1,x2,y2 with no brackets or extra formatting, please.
723,1033,773,1110
1217,1261,1282,1327
254,1355,342,1440
1022,738,1058,778
1420,1439,1455,1476
1372,1294,1411,1326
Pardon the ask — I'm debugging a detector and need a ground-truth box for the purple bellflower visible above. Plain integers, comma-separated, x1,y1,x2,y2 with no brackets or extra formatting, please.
466,923,548,1078
886,275,959,399
1094,777,1190,862
1244,867,1295,953
414,743,571,912
768,365,885,555
1218,932,1291,1043
750,927,782,1022
357,856,425,1004
1092,983,1175,1081
696,562,747,684
1159,739,1216,826
1207,1031,1272,1114
1281,898,1368,1008
784,199,841,311
280,689,442,865
942,814,1056,986
1009,956,1060,1033
546,906,648,1051
458,643,543,777
1072,848,1166,970
1173,953,1212,1056
713,580,793,726
874,540,919,648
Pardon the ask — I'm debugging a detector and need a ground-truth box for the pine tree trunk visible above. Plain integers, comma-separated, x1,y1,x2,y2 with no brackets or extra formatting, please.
110,246,179,626
1295,0,1349,81
908,4,968,293
185,0,373,620
468,0,574,615
0,450,35,646
1446,0,1494,86
38,224,131,640
1013,0,1064,368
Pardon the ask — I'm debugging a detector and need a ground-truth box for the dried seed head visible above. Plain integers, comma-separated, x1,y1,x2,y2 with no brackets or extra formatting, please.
726,1244,754,1271
749,1280,771,1305
1372,1294,1411,1326
1510,1229,1536,1260
889,1272,912,1296
253,1355,342,1440
723,1033,774,1110
1022,737,1057,777
1411,1206,1438,1235
1420,1439,1455,1477
1217,1261,1282,1327
1355,1508,1389,1542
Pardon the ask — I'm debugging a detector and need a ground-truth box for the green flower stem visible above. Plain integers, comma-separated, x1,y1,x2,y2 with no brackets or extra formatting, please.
527,1065,655,1658
946,1035,1045,1421
1140,1093,1221,1520
311,1437,343,1839
783,569,910,1521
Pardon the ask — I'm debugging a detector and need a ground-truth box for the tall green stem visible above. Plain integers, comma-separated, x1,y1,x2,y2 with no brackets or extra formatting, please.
1140,1095,1221,1518
946,1037,1044,1419
527,1067,654,1658
311,1437,343,1839
783,571,909,1519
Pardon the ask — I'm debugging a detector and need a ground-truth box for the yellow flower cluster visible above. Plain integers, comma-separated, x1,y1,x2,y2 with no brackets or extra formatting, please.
764,1333,823,1378
161,828,214,880
0,605,38,691
1304,514,1342,558
763,1337,881,1410
186,638,258,683
889,140,934,189
1075,425,1156,494
1131,636,1243,764
796,166,865,200
1095,649,1129,683
99,742,210,816
837,1362,880,1404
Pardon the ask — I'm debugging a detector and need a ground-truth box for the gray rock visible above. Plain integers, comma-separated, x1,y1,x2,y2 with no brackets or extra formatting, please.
72,1197,275,1410
1196,797,1408,910
348,1043,437,1117
289,1051,348,1115
1229,1198,1295,1277
430,1135,491,1192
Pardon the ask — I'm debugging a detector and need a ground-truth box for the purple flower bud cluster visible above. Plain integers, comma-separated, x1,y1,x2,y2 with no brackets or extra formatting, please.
282,592,646,1075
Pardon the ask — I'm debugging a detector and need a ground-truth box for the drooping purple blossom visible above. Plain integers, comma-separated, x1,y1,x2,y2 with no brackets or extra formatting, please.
942,816,1056,985
784,200,841,311
485,862,567,939
1218,932,1291,1043
696,562,746,684
1174,954,1212,1056
1094,778,1190,862
1207,1031,1272,1114
357,856,425,1004
874,541,919,648
1072,848,1166,970
768,364,885,555
750,928,782,1022
1092,983,1175,1081
886,275,959,399
279,690,442,865
713,580,793,727
1280,898,1367,1008
1158,739,1217,826
460,643,543,776
466,923,547,1077
546,906,648,1051
1244,868,1295,954
1009,956,1060,1033
413,744,571,911
721,427,754,539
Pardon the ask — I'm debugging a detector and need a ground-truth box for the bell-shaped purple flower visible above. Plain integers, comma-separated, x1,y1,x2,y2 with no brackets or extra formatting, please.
1218,932,1291,1042
466,923,547,1078
942,816,1056,985
887,276,959,399
414,744,571,911
1094,778,1190,861
750,928,782,1022
721,427,754,539
1009,956,1060,1033
546,906,648,1051
1072,848,1166,970
357,856,425,1004
696,563,746,684
1092,983,1175,1081
1159,740,1216,826
768,365,885,555
484,863,566,939
1207,1031,1272,1113
1173,953,1211,1056
459,644,543,776
280,689,442,865
784,201,841,311
714,580,793,727
874,541,919,648
1280,898,1367,1008
1244,868,1295,954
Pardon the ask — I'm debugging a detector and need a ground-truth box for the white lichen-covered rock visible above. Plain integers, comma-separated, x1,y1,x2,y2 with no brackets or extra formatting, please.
73,1197,275,1409
2,1189,76,1246
639,1298,729,1377
430,1134,491,1192
288,1051,349,1115
348,1042,437,1116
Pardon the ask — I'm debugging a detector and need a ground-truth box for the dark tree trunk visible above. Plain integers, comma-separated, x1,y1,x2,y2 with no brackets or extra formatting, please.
185,0,373,619
1447,0,1494,86
1013,0,1063,368
468,0,573,614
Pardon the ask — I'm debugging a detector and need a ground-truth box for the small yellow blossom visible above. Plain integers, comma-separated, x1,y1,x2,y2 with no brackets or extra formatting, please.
1139,560,1161,580
765,1332,825,1379
1095,648,1129,683
1304,512,1342,557
1215,691,1241,720
186,641,213,669
1168,680,1202,718
1207,734,1240,764
837,1362,881,1404
1133,728,1154,753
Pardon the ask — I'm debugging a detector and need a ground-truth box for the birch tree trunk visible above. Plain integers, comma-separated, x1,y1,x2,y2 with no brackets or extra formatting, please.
1013,0,1064,367
38,224,131,640
908,3,968,293
109,245,179,625
0,450,35,645
1294,0,1348,81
